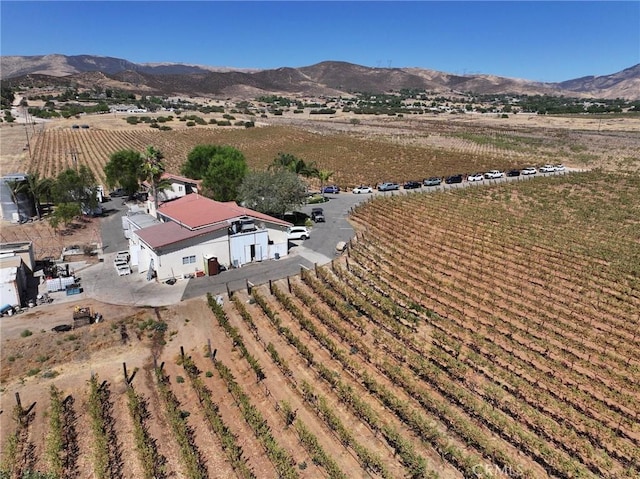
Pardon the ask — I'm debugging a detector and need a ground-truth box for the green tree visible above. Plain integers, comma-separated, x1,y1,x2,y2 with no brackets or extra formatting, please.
1,86,15,110
104,149,144,195
52,165,98,212
181,145,214,179
238,170,307,216
182,145,248,201
26,172,54,220
49,202,81,232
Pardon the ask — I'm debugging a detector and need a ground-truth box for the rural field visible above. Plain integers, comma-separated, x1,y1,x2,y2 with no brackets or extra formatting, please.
1,111,640,479
1,109,639,190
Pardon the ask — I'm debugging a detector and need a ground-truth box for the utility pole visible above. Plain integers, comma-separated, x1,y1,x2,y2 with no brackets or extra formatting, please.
66,148,80,170
23,121,31,159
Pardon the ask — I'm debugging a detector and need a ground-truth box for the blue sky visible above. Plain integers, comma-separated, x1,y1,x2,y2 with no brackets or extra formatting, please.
1,1,638,82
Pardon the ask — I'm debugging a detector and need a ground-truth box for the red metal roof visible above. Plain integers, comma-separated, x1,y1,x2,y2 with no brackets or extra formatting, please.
157,194,291,230
135,221,227,250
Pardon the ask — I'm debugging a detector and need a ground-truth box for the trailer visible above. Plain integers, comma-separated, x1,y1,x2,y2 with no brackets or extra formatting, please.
71,306,102,328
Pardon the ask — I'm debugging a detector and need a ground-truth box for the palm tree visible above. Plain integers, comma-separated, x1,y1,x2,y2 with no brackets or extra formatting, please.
26,172,53,220
270,153,318,178
317,170,334,199
141,146,165,215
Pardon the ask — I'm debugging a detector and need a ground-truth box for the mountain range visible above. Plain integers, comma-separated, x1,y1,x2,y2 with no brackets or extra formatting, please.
2,54,639,100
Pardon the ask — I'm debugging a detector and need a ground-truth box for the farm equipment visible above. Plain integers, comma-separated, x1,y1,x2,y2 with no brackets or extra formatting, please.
73,306,102,328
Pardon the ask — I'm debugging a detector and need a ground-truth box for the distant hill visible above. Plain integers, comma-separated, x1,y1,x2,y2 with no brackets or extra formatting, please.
1,54,638,100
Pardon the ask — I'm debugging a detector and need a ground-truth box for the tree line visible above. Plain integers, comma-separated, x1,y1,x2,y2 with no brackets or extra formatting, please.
105,145,334,217
7,143,334,235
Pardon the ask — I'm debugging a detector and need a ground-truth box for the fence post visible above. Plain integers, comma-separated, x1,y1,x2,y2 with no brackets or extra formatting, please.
269,279,273,295
287,276,292,293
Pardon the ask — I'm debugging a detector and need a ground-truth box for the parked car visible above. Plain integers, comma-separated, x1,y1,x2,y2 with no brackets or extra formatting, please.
555,164,566,172
378,182,400,191
521,167,537,175
110,188,126,197
403,181,421,189
310,207,325,223
467,173,485,182
540,164,556,173
352,185,373,194
506,169,521,177
484,170,504,179
288,226,311,240
322,185,340,194
423,177,442,187
445,174,463,184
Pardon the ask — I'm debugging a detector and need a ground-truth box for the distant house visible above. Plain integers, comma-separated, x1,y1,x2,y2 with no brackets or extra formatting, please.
142,173,202,218
129,194,292,282
109,104,147,114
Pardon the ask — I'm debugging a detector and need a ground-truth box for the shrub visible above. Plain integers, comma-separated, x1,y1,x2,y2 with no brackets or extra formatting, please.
216,120,231,126
176,375,185,383
186,121,196,127
244,121,255,128
20,329,33,338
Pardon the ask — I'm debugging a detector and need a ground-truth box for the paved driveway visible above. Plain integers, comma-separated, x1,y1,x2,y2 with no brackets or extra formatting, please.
67,170,572,307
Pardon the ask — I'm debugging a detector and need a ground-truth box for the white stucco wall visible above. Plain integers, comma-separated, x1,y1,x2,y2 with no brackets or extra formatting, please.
133,222,291,282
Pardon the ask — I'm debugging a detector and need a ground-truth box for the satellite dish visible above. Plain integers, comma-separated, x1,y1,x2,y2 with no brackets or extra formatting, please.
259,222,265,230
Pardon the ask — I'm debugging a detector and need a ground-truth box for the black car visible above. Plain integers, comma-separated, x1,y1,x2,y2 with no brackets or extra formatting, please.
403,181,421,189
506,169,521,177
310,207,325,223
445,174,463,184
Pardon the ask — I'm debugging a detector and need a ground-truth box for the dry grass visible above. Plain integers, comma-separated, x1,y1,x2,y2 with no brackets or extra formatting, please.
2,110,639,189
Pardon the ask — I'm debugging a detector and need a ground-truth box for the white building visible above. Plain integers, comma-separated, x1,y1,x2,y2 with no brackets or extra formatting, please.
142,173,201,218
0,242,34,307
130,195,292,282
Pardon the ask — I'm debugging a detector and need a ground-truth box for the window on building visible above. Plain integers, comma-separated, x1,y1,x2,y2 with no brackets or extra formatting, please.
182,255,196,265
178,185,183,192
